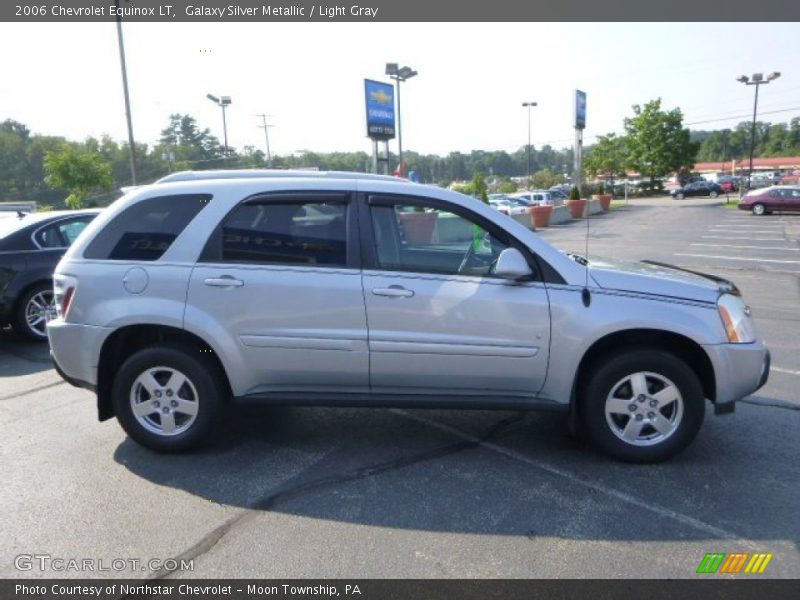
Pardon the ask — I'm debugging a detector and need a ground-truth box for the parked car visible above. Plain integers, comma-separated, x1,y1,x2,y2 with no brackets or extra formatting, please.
717,176,740,193
739,185,800,215
512,190,557,206
670,181,723,200
48,170,769,462
488,195,528,216
0,209,100,340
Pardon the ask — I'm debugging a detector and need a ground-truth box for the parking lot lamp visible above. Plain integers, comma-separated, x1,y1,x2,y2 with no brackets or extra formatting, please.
522,102,537,179
386,63,418,172
737,72,781,188
207,93,232,161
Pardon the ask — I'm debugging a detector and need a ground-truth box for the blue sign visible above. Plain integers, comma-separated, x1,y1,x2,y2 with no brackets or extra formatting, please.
365,79,395,140
575,90,587,130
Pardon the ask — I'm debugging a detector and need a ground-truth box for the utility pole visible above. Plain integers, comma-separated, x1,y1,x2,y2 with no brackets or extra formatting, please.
257,114,273,167
115,0,137,184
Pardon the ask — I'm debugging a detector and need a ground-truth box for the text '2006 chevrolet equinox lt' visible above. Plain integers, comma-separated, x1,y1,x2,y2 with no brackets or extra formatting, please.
47,170,770,462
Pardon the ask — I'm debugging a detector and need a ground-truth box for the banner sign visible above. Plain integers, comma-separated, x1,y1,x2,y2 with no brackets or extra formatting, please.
364,79,396,140
575,89,587,130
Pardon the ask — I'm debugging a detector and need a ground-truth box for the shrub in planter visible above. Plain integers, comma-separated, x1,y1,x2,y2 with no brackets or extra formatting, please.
567,185,585,218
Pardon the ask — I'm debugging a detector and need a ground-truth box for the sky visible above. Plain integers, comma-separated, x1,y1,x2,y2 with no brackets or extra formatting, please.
1,22,799,157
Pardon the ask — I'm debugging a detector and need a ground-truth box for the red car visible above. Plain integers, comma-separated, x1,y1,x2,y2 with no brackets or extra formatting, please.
738,185,800,215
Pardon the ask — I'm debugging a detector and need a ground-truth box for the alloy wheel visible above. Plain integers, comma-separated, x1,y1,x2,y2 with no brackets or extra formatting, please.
24,290,55,338
604,371,684,447
129,366,199,436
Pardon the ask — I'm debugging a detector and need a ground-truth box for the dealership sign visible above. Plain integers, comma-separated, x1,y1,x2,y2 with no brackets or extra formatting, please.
365,79,395,140
575,89,587,130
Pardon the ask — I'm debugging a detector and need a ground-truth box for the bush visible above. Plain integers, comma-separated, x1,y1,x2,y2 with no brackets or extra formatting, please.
569,185,581,200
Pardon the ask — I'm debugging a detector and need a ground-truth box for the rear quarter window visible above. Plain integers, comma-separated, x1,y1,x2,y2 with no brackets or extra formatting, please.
84,194,210,261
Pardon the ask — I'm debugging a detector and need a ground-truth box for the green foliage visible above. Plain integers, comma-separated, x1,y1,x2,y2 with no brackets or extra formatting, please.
498,179,518,194
472,173,489,204
585,133,627,181
624,99,697,180
695,118,800,162
531,168,561,190
569,185,581,200
44,145,112,209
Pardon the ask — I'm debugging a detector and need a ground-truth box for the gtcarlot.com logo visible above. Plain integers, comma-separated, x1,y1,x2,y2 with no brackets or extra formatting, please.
14,554,194,573
696,552,773,574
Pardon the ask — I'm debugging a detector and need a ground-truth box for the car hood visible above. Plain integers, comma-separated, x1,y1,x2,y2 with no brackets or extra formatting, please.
584,256,734,303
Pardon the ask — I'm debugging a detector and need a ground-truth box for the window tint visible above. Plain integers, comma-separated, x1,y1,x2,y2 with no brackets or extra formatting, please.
84,195,209,261
35,223,66,248
219,200,347,266
370,202,509,277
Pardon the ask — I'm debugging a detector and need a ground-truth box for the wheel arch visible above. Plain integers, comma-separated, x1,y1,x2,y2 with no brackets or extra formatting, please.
96,324,232,421
568,328,715,432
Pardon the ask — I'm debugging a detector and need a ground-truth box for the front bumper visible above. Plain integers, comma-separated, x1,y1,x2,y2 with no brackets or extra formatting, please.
704,340,770,413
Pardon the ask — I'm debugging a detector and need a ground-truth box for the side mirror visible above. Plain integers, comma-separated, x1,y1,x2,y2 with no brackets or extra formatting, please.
494,248,533,281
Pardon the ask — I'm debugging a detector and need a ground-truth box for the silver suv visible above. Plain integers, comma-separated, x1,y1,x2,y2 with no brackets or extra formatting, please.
48,170,770,462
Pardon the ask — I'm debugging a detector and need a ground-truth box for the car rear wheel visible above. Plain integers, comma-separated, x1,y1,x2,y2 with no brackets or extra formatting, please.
752,203,766,216
12,282,55,342
579,349,705,463
709,190,719,198
675,193,684,200
112,343,226,452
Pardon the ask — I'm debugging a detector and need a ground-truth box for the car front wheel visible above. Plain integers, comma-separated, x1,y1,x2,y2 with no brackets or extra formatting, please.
112,343,226,452
752,203,766,216
579,349,705,462
709,190,719,198
675,193,684,200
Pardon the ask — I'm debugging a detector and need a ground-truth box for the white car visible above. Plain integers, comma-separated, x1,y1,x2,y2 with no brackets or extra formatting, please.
512,190,556,206
489,195,529,216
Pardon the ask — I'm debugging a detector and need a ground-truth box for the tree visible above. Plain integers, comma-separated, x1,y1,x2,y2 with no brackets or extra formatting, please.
531,168,560,190
623,99,696,181
585,133,627,183
44,145,113,208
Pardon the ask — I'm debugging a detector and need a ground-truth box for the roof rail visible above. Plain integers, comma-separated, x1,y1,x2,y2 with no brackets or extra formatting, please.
155,169,403,184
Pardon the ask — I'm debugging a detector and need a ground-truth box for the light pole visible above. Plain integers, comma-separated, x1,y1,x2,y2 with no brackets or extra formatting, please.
207,93,232,161
386,63,417,174
737,72,780,188
522,101,537,180
257,114,273,167
114,0,136,184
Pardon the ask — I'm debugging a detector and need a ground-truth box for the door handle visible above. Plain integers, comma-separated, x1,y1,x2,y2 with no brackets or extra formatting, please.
372,286,414,298
204,276,244,288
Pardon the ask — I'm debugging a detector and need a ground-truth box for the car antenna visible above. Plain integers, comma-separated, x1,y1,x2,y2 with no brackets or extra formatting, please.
581,183,592,308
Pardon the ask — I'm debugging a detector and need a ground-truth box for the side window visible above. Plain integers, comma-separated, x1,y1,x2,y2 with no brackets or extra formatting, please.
34,218,92,248
218,199,347,266
58,218,91,245
369,200,510,277
84,194,209,261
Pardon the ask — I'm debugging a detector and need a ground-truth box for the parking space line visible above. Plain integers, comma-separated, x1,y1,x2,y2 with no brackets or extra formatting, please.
690,243,798,252
709,230,786,234
773,366,800,376
702,236,787,241
394,409,756,547
673,254,800,265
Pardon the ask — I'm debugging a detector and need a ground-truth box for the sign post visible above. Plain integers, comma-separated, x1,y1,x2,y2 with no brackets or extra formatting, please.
364,79,396,175
574,90,587,194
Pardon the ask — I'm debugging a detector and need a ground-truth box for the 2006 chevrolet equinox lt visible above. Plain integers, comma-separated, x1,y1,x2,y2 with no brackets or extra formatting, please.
47,170,770,462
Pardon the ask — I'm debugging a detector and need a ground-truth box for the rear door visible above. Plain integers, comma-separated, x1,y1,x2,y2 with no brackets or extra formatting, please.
186,191,368,394
360,193,551,397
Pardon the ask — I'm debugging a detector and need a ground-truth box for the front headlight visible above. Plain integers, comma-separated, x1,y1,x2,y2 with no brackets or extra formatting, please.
717,293,756,343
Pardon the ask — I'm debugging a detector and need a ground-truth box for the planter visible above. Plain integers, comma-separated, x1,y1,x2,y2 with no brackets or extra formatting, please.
530,204,553,228
398,211,437,244
566,199,586,219
592,193,613,211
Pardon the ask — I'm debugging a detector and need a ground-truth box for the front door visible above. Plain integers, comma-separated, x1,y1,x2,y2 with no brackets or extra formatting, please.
360,194,551,397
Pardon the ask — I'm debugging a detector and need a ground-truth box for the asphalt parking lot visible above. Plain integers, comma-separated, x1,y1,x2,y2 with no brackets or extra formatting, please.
1,195,798,579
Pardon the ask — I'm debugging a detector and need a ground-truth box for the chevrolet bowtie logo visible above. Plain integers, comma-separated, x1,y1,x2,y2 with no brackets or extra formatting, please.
696,552,773,574
370,89,392,105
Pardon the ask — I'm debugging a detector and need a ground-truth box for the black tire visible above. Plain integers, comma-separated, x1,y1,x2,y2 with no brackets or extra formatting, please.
579,349,705,463
752,203,766,216
112,343,226,452
12,281,54,342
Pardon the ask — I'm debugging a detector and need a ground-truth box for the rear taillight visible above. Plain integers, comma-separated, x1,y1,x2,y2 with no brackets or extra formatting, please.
53,274,77,319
